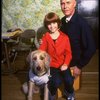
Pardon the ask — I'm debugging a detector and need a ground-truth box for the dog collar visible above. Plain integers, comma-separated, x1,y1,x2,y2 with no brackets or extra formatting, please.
32,70,47,77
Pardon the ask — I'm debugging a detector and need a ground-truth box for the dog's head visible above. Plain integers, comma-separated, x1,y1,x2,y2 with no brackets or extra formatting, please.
27,50,50,76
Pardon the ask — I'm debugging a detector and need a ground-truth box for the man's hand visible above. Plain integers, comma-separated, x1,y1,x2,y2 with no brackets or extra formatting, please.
72,66,81,78
39,34,45,45
39,39,43,45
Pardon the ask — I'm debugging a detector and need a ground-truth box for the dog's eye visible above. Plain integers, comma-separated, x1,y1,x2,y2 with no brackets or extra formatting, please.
40,56,44,60
33,57,37,60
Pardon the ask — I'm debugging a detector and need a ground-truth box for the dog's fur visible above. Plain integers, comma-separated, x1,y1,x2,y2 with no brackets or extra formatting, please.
22,50,50,100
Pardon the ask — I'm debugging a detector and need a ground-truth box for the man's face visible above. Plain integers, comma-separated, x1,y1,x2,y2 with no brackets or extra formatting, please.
60,0,76,17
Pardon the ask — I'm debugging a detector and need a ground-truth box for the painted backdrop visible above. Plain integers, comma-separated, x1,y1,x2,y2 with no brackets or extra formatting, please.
2,0,64,33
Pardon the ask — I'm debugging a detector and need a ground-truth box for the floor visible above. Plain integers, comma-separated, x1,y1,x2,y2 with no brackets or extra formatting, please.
1,50,99,100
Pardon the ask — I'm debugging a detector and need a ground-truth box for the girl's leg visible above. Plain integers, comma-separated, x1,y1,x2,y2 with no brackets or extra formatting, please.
48,68,62,96
61,68,75,99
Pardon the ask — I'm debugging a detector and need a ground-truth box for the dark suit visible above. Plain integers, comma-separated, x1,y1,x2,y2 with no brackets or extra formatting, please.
60,11,96,69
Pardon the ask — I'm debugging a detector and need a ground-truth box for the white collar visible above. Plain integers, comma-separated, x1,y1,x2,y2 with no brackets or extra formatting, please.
66,15,72,23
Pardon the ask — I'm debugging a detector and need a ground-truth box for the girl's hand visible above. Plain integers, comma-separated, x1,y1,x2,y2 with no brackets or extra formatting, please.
60,64,68,71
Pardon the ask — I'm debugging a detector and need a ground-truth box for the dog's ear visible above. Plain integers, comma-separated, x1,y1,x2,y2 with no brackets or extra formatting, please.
26,50,38,65
44,52,51,76
44,52,50,69
26,51,36,64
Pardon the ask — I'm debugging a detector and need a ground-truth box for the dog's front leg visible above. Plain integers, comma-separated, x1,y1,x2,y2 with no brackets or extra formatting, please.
27,81,34,100
44,84,49,100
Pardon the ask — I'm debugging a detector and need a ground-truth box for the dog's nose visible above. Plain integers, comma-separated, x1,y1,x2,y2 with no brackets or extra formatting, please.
37,66,41,71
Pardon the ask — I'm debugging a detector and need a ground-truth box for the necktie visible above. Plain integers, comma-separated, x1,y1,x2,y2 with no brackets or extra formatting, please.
65,18,69,23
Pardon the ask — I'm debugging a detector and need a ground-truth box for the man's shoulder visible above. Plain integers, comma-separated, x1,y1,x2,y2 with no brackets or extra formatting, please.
75,12,88,23
72,12,89,26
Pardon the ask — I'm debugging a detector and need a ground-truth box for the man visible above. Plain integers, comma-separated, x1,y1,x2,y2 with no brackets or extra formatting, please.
60,0,96,80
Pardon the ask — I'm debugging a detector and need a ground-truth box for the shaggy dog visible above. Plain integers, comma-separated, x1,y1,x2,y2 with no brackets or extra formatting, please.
22,50,50,100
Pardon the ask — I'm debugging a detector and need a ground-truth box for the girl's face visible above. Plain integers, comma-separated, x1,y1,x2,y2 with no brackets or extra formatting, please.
47,22,58,33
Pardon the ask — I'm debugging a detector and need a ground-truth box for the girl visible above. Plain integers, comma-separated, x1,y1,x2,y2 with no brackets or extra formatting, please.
39,12,74,100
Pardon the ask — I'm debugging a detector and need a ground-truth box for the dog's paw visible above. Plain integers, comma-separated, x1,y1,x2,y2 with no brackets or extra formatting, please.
22,82,28,94
27,96,33,100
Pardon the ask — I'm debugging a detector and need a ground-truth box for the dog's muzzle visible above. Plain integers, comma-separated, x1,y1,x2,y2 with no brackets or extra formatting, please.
32,67,47,76
36,66,41,71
